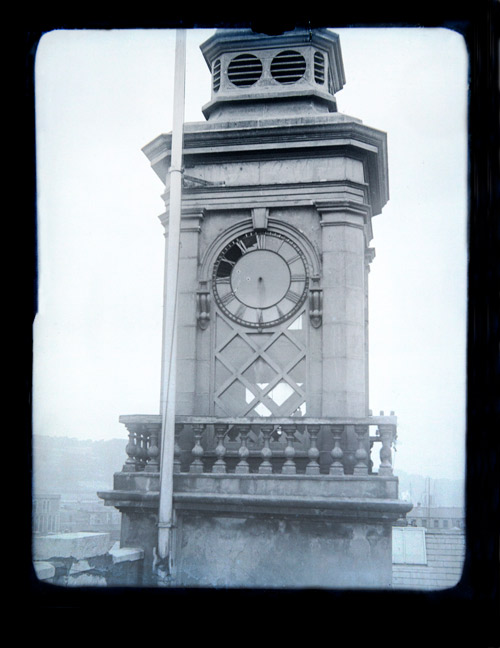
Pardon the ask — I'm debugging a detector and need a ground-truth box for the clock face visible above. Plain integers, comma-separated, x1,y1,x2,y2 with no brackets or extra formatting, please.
213,231,309,328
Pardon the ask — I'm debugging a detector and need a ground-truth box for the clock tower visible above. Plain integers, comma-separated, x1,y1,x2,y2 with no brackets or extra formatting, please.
142,27,388,456
100,28,409,588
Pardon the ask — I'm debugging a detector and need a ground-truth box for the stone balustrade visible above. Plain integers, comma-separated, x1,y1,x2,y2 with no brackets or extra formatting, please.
118,414,397,478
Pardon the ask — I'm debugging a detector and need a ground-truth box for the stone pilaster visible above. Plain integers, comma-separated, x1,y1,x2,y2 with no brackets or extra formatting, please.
316,200,370,418
159,208,205,416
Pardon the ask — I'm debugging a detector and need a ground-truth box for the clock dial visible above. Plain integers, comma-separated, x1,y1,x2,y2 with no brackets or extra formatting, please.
213,231,309,328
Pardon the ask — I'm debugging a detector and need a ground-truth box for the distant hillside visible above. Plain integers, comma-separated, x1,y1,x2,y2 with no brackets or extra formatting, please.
33,436,127,498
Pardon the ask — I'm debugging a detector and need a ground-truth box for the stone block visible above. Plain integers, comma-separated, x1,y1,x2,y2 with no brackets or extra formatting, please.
176,359,197,391
33,561,55,582
34,532,111,561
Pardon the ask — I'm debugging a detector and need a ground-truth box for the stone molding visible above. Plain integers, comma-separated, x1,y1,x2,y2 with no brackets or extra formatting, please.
179,181,367,213
159,206,205,232
316,198,373,244
99,485,410,522
143,120,388,215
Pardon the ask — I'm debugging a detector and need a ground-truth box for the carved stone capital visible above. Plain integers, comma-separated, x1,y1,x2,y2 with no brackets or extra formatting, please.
159,207,205,232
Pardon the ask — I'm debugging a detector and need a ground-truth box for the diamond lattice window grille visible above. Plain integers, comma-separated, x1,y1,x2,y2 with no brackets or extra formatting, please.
213,309,307,418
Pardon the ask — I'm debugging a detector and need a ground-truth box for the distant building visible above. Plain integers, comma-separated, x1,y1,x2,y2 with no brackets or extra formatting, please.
33,494,61,535
407,504,465,531
59,498,121,541
392,525,465,590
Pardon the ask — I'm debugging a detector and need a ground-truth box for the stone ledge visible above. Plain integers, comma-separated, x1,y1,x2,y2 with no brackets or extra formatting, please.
34,532,111,561
99,486,411,521
109,546,144,564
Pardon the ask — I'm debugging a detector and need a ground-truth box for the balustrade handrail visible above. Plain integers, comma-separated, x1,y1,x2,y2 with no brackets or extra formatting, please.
118,412,397,478
119,414,397,426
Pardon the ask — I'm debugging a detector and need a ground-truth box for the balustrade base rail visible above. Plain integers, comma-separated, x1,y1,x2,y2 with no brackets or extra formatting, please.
118,415,398,478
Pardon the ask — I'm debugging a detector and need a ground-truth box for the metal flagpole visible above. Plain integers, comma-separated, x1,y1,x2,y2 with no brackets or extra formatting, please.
157,28,186,576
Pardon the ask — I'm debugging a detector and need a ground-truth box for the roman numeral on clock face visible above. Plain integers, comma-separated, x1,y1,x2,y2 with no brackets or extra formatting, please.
285,289,301,304
235,239,248,254
221,291,236,306
234,303,247,319
220,256,236,267
285,253,301,265
256,233,266,249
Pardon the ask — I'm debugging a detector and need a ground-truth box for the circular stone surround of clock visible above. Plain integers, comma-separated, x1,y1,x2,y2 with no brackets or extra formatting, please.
213,230,309,328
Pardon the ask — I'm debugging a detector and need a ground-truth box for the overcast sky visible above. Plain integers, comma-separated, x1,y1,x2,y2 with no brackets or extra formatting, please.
33,27,468,481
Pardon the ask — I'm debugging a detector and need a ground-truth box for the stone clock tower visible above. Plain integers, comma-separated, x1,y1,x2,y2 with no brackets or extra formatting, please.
143,27,387,433
100,28,409,588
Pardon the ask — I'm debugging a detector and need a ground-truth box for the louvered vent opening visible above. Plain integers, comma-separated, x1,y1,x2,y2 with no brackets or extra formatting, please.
314,51,325,84
228,53,263,87
213,59,221,91
271,50,306,84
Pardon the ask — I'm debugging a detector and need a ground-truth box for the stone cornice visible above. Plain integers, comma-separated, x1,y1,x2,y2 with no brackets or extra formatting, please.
316,199,374,244
143,119,388,215
158,207,205,232
163,181,368,215
98,487,411,521
145,120,384,160
316,198,371,220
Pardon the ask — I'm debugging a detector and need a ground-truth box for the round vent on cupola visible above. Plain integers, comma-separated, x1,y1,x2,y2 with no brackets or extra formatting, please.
228,53,263,87
271,50,306,84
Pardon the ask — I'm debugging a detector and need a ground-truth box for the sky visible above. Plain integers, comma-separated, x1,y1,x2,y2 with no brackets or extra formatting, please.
33,27,468,481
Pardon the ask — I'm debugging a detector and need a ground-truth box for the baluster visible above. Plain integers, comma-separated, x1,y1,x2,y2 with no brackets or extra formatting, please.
189,424,205,473
235,425,250,474
173,423,183,474
281,424,297,475
123,424,139,472
259,425,274,474
378,424,395,476
145,423,160,472
330,425,344,475
138,427,149,470
213,423,228,473
306,425,320,475
353,424,369,475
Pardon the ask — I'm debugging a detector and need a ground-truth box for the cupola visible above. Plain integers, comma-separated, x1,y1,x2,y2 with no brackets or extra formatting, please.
200,28,346,121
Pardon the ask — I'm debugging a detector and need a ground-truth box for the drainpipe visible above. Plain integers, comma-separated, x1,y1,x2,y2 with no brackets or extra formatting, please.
157,29,186,577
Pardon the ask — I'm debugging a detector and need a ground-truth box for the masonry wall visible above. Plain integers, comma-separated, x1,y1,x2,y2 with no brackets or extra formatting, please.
172,511,393,588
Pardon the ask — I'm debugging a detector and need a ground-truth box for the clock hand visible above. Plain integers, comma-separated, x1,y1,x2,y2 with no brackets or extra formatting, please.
257,275,266,308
